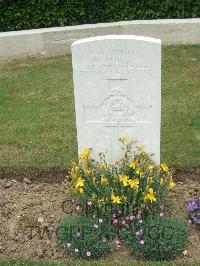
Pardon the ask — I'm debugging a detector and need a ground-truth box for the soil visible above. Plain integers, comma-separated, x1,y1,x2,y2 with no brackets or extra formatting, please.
0,171,200,262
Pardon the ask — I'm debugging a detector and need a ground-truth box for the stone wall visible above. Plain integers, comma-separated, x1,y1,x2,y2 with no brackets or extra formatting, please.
0,19,200,60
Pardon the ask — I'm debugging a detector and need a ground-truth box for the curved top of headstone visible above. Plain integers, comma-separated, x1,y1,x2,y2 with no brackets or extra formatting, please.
72,35,161,46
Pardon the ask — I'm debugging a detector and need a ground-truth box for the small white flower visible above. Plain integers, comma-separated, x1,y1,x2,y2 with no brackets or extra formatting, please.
38,217,44,223
182,250,188,256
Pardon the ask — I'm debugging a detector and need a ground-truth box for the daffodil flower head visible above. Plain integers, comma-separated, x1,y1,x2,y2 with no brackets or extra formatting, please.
129,160,137,169
119,136,126,143
149,165,155,171
144,187,156,203
108,163,113,169
79,148,91,160
160,163,168,172
128,179,139,189
136,168,144,177
111,193,121,204
169,181,176,189
75,177,85,189
99,162,104,169
119,174,129,187
79,188,84,194
101,176,109,185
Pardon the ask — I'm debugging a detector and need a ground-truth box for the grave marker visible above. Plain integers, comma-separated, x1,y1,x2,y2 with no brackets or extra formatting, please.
72,35,161,162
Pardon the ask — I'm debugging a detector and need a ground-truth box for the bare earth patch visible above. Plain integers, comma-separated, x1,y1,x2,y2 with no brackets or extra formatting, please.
0,172,199,262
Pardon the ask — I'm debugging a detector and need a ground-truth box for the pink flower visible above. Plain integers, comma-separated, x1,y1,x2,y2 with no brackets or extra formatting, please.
160,212,165,217
125,216,130,221
121,220,126,225
136,214,141,220
102,237,107,242
113,218,118,224
135,229,142,236
86,251,91,257
74,248,79,253
76,231,80,236
140,240,145,245
115,239,121,245
99,218,103,224
66,242,71,248
188,219,192,224
118,210,122,215
129,215,135,221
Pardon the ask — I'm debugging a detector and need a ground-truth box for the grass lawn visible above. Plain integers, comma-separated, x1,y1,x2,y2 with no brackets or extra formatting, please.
0,45,199,172
1,260,200,266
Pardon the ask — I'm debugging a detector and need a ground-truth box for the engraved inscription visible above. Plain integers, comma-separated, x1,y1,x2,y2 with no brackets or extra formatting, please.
84,87,135,127
75,63,153,73
74,48,156,74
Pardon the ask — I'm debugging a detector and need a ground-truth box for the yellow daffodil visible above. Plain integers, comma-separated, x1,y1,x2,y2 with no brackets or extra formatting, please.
136,168,140,175
136,168,144,177
75,177,85,189
119,174,129,187
144,188,156,203
92,194,96,200
101,177,108,185
79,188,84,194
128,179,139,189
79,148,91,160
129,160,137,169
160,163,168,172
108,163,113,169
111,193,121,204
149,165,155,171
119,136,126,143
99,163,104,169
160,178,164,184
169,181,176,189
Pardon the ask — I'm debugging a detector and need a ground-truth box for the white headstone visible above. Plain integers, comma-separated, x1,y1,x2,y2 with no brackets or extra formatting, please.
71,35,161,163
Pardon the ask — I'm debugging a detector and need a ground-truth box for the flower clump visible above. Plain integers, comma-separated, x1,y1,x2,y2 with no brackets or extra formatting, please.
65,137,176,218
58,215,114,259
188,198,200,230
58,137,188,261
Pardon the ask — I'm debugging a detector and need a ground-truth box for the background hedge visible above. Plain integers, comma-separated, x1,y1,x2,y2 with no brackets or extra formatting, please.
1,0,200,32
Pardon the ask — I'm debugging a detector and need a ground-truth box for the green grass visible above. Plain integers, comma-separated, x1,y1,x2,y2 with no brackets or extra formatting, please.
0,56,77,172
161,45,200,170
1,260,200,266
0,45,199,172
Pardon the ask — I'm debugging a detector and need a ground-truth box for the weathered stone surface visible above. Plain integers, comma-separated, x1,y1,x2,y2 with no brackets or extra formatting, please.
72,35,161,162
1,19,200,60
